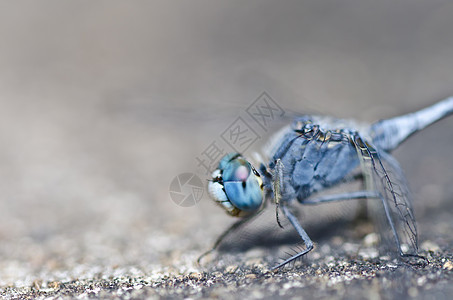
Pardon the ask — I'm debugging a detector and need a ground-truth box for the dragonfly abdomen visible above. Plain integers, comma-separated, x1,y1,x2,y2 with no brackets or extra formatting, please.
370,96,453,151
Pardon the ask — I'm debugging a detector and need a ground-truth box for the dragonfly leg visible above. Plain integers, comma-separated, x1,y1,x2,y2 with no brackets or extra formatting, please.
377,193,427,262
197,208,264,267
271,205,314,270
302,190,379,205
273,158,284,229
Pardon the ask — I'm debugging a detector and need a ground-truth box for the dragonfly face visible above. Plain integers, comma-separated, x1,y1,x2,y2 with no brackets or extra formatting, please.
208,153,264,217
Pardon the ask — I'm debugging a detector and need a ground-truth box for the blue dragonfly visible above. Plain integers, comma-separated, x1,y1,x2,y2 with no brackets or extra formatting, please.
200,96,453,270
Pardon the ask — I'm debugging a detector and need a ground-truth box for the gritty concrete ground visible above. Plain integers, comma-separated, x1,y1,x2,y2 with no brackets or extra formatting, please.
1,208,453,299
1,1,453,299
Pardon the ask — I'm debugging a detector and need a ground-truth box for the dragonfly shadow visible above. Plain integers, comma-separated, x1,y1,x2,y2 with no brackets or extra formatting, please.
217,200,363,253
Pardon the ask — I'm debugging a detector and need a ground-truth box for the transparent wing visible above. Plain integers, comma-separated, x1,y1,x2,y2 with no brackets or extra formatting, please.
353,134,418,256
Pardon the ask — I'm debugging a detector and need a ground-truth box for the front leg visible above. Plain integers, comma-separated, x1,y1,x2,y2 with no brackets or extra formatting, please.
197,206,265,266
272,204,314,270
273,158,285,228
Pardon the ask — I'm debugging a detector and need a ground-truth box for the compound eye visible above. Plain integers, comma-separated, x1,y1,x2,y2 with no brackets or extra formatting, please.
224,178,263,212
208,153,264,216
224,162,263,212
208,180,228,202
234,165,250,181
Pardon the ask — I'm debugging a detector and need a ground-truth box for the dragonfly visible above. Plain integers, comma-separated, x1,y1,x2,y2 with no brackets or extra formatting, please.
199,96,453,270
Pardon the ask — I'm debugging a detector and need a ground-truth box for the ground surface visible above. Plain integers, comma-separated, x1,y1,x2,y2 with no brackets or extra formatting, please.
1,206,453,300
1,1,453,299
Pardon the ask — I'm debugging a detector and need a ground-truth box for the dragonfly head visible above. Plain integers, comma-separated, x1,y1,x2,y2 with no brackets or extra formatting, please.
208,153,264,217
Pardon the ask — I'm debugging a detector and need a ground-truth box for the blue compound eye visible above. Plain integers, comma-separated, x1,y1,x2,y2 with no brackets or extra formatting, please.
208,153,264,216
224,176,263,212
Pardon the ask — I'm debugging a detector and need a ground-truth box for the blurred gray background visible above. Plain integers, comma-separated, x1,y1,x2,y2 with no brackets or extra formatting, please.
0,0,452,288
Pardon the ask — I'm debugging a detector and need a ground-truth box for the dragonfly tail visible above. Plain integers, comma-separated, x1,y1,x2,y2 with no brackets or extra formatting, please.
370,96,453,151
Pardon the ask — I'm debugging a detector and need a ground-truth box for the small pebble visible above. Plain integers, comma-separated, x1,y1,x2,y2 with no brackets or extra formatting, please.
442,260,453,270
211,271,222,278
189,272,203,280
363,233,378,246
408,287,418,298
417,276,427,286
421,240,440,252
33,280,42,290
225,265,238,274
48,281,60,289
